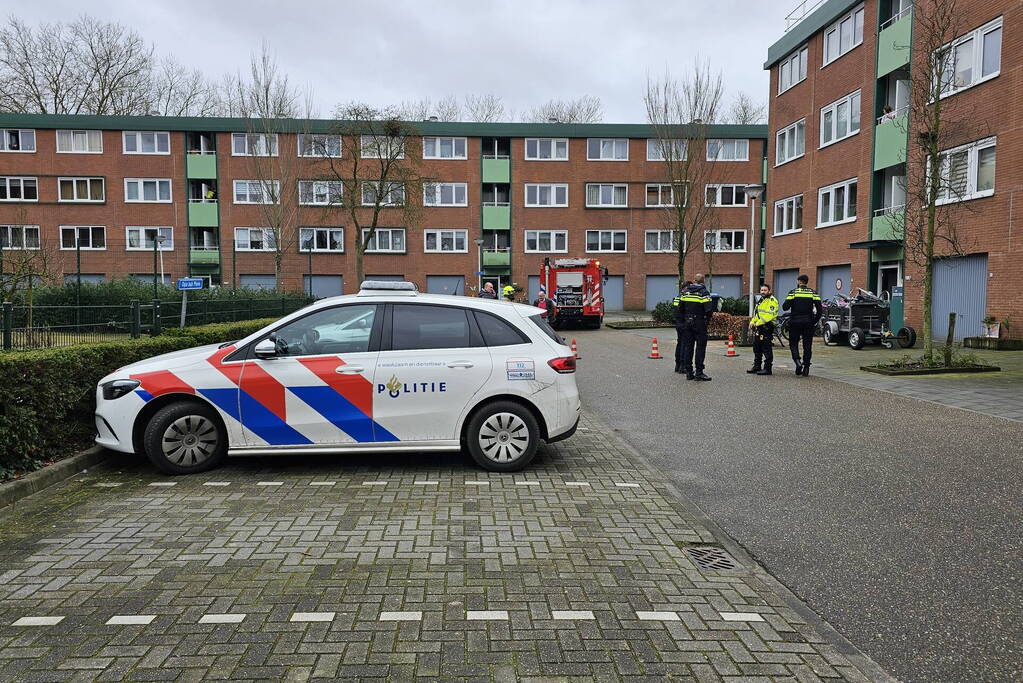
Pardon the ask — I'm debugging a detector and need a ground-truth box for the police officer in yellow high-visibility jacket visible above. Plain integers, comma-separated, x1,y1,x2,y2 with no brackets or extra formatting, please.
747,283,779,376
782,274,823,376
672,274,715,381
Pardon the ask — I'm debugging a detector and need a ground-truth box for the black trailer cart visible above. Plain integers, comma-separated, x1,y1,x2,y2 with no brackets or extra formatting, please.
821,289,917,349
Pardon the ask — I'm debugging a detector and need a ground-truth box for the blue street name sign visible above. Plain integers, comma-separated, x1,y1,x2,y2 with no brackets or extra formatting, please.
177,278,204,291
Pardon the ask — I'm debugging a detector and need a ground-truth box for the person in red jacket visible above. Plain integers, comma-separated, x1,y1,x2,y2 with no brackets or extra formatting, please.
532,290,557,322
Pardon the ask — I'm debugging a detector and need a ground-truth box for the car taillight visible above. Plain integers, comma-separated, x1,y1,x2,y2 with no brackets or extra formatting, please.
548,356,576,374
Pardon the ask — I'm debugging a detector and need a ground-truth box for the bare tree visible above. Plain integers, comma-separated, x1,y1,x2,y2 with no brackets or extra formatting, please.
147,56,221,116
0,214,61,332
900,0,980,358
644,60,729,285
727,91,767,125
464,93,506,122
523,95,603,123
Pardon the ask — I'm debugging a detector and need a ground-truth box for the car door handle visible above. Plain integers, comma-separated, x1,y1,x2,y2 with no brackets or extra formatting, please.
335,365,364,374
446,361,474,368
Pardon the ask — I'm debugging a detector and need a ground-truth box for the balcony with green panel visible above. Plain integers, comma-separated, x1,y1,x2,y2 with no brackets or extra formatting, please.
188,200,219,227
482,204,511,230
186,152,217,179
189,247,220,270
873,115,908,170
482,158,510,183
482,249,511,267
871,209,905,241
877,9,912,77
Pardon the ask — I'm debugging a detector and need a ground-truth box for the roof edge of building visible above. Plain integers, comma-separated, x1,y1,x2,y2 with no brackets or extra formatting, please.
764,0,862,69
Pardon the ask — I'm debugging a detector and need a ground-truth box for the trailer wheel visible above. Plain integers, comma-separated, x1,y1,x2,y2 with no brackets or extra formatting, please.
823,325,837,345
897,327,917,349
848,327,866,350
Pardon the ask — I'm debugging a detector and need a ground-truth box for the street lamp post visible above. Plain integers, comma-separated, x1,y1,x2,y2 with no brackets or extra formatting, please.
473,237,484,294
744,184,766,316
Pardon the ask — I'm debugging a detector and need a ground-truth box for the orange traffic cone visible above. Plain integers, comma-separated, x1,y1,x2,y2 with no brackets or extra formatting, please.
725,334,738,357
571,338,580,359
648,337,663,359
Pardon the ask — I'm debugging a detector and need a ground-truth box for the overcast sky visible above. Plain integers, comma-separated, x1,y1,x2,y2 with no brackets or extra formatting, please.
13,0,795,122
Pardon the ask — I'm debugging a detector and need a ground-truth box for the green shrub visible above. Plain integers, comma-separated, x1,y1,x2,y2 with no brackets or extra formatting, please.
652,301,675,324
0,317,275,481
718,296,750,316
11,277,311,307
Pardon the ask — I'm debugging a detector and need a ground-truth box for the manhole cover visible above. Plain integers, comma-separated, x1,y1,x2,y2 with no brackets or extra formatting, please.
683,545,740,571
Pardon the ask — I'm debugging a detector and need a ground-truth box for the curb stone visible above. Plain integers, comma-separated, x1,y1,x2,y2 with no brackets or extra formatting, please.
0,446,109,511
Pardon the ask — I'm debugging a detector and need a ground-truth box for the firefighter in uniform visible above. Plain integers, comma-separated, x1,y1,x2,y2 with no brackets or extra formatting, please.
747,283,779,375
782,274,823,376
672,274,715,381
502,284,515,301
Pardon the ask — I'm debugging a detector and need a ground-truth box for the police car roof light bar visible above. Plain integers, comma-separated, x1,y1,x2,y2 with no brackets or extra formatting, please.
359,280,418,292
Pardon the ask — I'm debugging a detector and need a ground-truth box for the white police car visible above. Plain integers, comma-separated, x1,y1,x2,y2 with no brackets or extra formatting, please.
95,281,580,474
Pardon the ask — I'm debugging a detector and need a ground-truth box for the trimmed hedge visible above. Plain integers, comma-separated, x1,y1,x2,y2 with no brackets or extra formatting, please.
10,278,311,307
0,318,274,481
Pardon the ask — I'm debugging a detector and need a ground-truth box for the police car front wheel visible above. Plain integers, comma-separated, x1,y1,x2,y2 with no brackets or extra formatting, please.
466,402,539,472
143,401,227,475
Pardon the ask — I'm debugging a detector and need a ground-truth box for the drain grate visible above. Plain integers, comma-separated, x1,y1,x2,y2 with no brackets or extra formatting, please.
683,545,741,571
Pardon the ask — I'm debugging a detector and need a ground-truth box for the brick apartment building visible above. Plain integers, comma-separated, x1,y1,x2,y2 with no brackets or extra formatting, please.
0,114,766,311
763,0,1021,339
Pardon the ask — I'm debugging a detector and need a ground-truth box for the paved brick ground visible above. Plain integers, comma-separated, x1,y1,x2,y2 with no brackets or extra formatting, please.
0,413,881,681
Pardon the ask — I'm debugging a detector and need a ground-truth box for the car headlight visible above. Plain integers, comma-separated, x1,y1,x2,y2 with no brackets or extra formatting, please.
102,379,141,400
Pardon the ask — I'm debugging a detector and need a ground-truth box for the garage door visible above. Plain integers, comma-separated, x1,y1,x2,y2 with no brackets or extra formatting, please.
774,269,799,297
303,275,343,299
932,254,987,340
528,275,541,303
603,275,625,311
64,274,105,284
818,264,851,299
645,275,678,310
130,273,172,286
706,274,742,299
239,274,277,290
426,275,464,296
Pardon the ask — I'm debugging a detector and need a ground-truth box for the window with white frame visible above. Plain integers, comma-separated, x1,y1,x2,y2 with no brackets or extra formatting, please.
645,183,685,207
587,138,629,161
56,129,103,153
0,177,38,201
0,225,40,249
297,134,341,157
362,228,405,252
707,138,749,161
645,230,679,253
586,230,627,252
817,178,858,227
820,91,861,147
124,178,171,203
776,119,806,165
937,17,1002,97
299,227,344,252
123,131,170,154
935,138,996,204
361,181,405,206
424,229,467,252
424,182,468,206
60,226,106,249
524,138,568,160
525,183,568,207
774,195,803,235
1,129,36,152
778,46,809,94
423,137,467,159
234,227,277,251
705,184,747,207
360,135,404,159
58,177,105,202
524,230,568,253
823,3,865,66
126,226,173,250
234,180,280,204
299,180,343,205
646,138,687,161
704,229,746,253
585,183,628,207
231,133,277,156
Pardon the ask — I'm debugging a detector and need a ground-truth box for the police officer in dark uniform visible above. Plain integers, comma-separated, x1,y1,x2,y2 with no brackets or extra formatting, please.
782,274,823,376
672,274,715,381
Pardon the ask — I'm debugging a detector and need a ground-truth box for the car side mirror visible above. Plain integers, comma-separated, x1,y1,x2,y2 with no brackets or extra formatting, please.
254,338,277,359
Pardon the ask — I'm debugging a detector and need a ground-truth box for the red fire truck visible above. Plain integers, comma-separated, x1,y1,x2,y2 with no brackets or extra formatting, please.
539,258,609,329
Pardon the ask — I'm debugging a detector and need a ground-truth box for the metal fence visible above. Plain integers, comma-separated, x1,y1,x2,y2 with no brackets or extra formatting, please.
1,297,313,352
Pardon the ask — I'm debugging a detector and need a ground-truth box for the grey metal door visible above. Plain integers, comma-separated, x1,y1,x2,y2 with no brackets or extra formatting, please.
817,264,851,299
774,269,798,297
303,275,343,298
932,254,987,340
645,275,679,310
527,275,540,303
706,274,742,299
239,274,277,290
603,275,625,311
426,275,465,296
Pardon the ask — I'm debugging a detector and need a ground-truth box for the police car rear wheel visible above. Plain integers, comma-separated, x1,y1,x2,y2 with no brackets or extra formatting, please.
144,402,226,475
466,402,539,472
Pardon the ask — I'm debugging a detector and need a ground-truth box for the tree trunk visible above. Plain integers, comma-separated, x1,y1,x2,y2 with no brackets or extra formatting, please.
356,244,365,287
